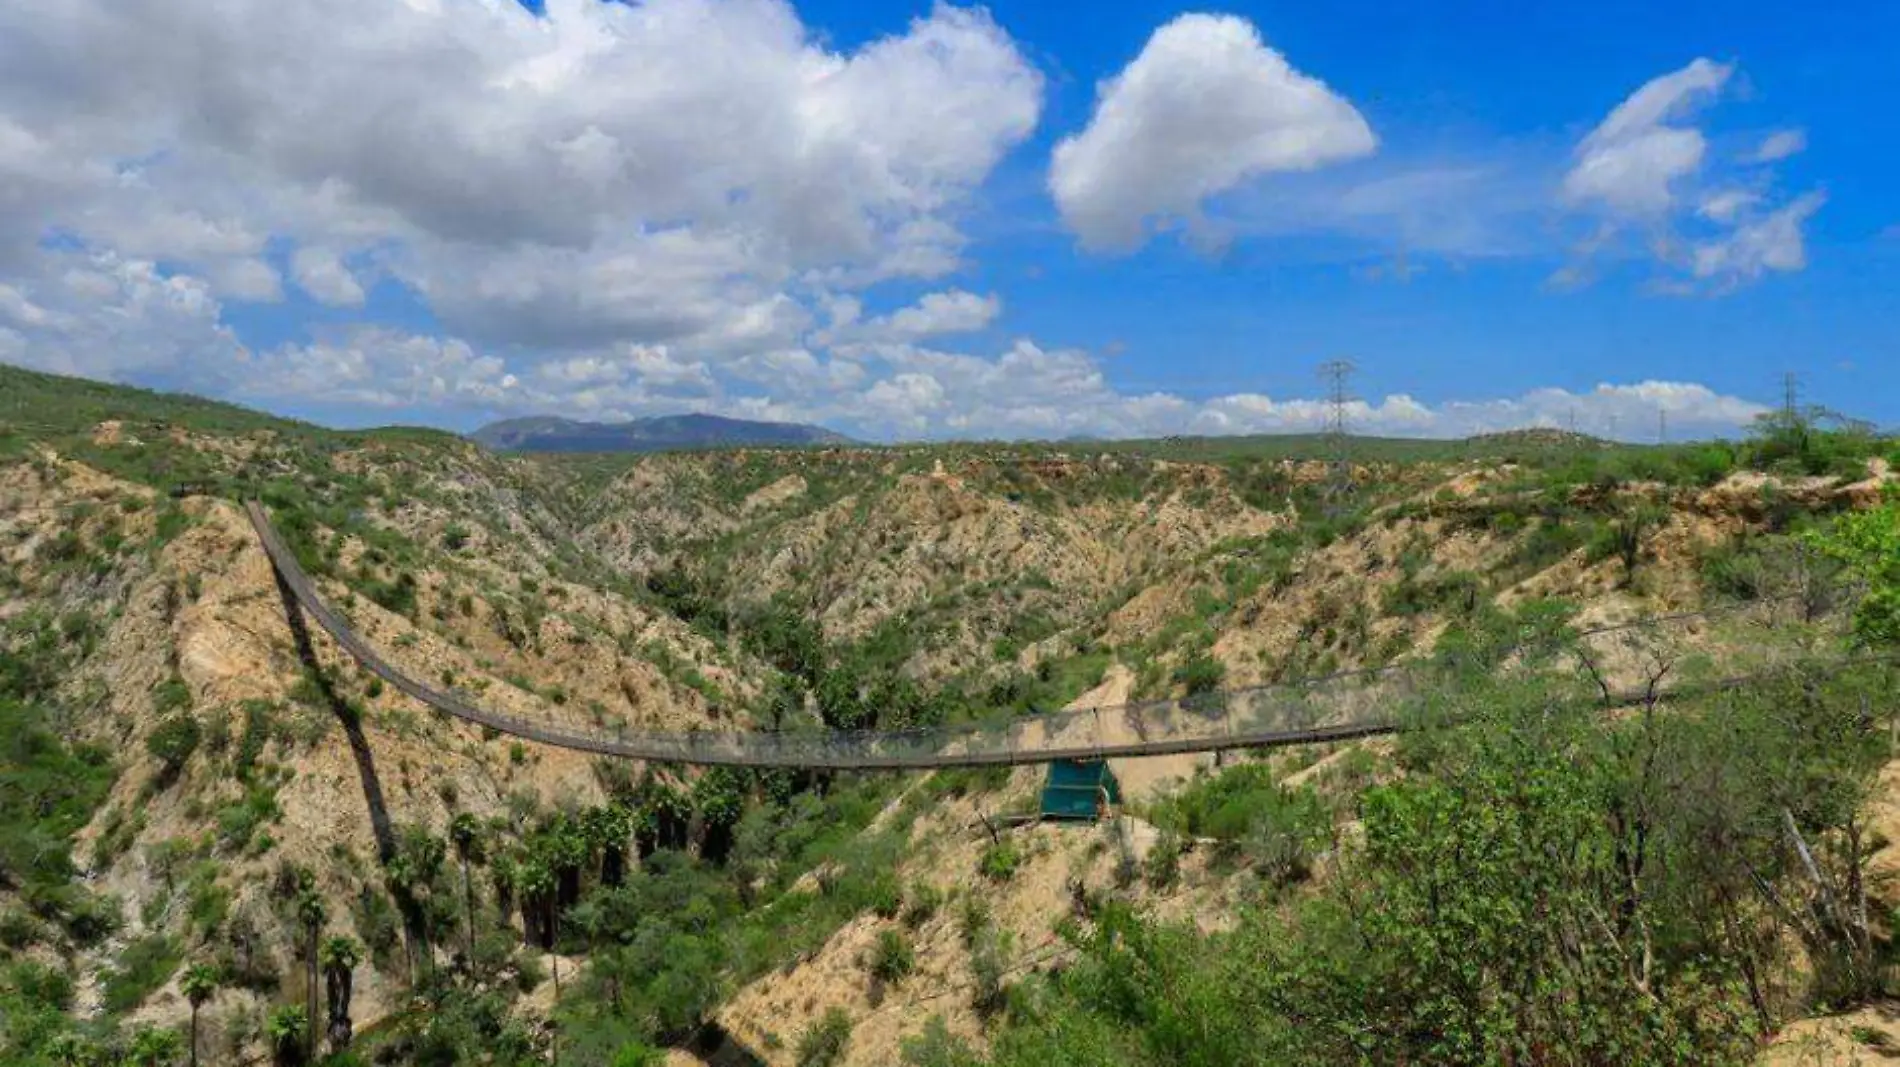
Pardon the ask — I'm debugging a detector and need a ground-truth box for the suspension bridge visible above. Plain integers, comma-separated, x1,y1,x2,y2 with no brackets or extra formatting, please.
247,500,1849,770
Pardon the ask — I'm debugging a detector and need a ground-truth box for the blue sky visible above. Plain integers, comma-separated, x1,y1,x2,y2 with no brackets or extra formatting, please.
0,0,1894,440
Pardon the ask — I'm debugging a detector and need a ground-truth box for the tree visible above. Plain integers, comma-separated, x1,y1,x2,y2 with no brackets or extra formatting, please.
318,936,362,1053
387,827,447,983
1811,499,1900,645
516,856,555,951
448,812,483,962
293,888,325,1063
179,963,219,1067
125,1025,185,1067
265,1005,307,1067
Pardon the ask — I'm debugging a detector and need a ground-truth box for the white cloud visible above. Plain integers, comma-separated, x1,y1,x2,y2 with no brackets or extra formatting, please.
1691,191,1826,284
202,311,1769,444
1697,189,1761,224
291,247,366,307
818,288,1001,345
1562,58,1731,217
238,329,519,410
0,251,245,387
1746,128,1807,164
1049,13,1375,252
1559,59,1822,292
208,258,284,303
0,0,1043,358
765,338,1767,443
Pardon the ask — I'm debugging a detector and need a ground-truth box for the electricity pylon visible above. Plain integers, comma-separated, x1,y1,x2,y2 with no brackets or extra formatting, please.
1317,359,1356,511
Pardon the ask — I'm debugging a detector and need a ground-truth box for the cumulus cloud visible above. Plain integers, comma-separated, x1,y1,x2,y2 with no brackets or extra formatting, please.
238,330,519,411
744,337,1766,443
0,0,1043,355
291,248,366,308
0,251,244,388
817,288,1001,345
203,314,1770,446
1049,13,1375,252
0,3,1813,439
1559,59,1823,292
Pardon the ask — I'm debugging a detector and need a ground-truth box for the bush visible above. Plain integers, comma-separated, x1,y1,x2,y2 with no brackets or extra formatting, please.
1171,652,1225,696
969,928,1012,1017
901,883,943,929
0,909,41,949
145,715,201,785
870,929,915,984
101,933,183,1012
867,873,902,920
978,841,1022,883
1144,830,1181,889
151,677,193,716
796,1007,853,1067
957,895,991,949
0,700,115,896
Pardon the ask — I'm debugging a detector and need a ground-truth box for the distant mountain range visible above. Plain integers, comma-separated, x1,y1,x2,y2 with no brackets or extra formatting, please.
469,413,856,453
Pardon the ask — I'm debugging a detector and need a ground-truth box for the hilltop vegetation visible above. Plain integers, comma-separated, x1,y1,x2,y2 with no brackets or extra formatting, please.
3,362,1900,1066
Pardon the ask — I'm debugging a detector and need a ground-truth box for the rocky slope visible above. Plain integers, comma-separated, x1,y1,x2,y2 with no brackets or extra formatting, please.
3,365,1896,1065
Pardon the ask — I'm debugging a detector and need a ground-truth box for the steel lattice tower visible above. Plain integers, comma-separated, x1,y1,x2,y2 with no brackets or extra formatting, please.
1317,359,1356,510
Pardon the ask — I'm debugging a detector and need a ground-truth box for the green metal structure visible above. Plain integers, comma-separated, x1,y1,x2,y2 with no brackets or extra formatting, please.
1040,759,1122,820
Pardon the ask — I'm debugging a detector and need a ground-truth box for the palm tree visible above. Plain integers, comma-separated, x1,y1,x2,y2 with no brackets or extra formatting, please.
265,1005,308,1067
516,855,555,951
126,1025,185,1067
293,888,326,1064
179,963,219,1067
388,827,447,983
584,804,634,887
318,935,363,1053
449,812,483,962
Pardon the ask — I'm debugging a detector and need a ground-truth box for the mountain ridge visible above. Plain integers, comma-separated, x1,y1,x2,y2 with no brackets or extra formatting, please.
470,412,856,453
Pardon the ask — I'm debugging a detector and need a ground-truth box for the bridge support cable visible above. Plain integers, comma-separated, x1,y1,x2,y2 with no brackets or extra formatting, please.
246,501,1880,770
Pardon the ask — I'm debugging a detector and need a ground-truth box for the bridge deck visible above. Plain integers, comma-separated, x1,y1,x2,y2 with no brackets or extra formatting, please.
246,501,1864,769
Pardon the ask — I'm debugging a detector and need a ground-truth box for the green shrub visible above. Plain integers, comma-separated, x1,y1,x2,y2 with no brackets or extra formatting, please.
867,873,902,920
0,909,41,949
145,715,201,785
0,700,115,895
1171,652,1225,696
1144,830,1182,889
901,883,943,929
7,958,76,1012
151,677,193,716
978,841,1022,883
101,933,183,1013
796,1007,853,1067
869,929,915,984
957,895,992,949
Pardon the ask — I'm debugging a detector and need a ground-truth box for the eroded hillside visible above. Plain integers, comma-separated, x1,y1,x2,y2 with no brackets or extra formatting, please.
5,365,1900,1067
